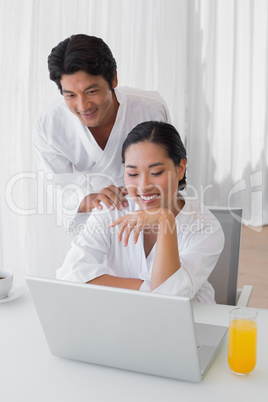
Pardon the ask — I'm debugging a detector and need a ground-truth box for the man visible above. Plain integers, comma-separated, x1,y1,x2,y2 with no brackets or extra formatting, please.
33,34,170,230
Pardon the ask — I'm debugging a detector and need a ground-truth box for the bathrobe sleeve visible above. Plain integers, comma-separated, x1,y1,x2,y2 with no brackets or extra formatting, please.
56,206,118,283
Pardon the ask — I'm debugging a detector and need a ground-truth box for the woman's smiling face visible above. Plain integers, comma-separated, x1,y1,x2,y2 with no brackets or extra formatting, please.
124,141,186,215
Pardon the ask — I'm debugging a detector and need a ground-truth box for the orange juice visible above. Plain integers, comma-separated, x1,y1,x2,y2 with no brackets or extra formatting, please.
228,319,257,374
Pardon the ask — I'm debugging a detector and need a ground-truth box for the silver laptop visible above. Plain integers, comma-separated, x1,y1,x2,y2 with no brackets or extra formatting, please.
26,276,227,382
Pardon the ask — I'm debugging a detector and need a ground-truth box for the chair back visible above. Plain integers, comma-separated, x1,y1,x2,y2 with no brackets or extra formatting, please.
208,207,242,305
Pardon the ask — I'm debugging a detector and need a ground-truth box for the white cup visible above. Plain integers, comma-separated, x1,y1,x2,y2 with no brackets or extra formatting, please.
0,270,13,299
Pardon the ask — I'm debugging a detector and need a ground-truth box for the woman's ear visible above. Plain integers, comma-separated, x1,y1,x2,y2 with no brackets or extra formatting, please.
112,71,118,89
177,159,187,180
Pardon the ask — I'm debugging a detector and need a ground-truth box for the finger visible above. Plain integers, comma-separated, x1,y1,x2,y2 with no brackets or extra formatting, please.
132,223,143,244
109,185,128,209
122,217,138,246
117,219,130,243
119,186,128,195
92,194,114,210
119,186,129,207
100,186,128,210
115,216,135,244
103,185,128,209
108,214,131,228
95,186,127,210
123,223,134,247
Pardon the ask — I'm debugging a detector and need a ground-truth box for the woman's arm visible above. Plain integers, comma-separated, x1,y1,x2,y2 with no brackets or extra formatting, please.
150,213,181,291
87,275,143,290
109,209,181,290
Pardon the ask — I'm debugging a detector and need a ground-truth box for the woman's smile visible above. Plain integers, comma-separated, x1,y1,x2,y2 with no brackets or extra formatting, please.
138,193,160,203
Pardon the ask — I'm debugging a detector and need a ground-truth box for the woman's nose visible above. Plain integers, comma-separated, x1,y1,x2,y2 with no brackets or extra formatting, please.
138,174,152,193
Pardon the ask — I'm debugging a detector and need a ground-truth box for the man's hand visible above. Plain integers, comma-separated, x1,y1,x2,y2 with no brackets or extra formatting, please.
78,185,128,213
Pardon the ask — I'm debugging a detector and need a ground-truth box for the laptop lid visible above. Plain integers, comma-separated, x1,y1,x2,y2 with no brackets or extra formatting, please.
26,276,227,382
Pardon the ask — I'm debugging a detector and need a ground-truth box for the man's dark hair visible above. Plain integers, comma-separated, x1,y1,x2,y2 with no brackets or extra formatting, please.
122,121,187,190
48,34,117,93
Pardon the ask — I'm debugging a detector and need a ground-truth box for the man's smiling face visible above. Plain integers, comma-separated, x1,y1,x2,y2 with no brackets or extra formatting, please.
61,70,118,129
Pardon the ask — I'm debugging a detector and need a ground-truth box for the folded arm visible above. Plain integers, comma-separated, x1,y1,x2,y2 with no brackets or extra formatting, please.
87,275,143,290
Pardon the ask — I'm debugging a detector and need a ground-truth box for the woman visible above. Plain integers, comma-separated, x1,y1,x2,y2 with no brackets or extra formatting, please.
57,121,224,303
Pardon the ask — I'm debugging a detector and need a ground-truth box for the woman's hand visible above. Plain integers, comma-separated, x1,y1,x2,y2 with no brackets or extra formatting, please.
108,208,174,246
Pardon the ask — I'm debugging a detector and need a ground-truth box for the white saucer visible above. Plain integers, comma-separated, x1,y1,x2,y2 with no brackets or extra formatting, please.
0,286,26,304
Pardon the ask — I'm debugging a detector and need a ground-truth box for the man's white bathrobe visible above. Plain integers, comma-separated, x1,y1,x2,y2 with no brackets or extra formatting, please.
33,87,170,228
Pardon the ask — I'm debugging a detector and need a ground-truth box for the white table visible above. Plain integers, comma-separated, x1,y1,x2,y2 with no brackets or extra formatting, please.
1,289,268,402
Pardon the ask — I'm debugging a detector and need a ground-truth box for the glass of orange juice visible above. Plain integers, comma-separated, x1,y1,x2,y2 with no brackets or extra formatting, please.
228,308,257,375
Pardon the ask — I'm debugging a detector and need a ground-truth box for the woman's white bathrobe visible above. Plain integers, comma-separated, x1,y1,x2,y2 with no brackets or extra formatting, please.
57,197,224,303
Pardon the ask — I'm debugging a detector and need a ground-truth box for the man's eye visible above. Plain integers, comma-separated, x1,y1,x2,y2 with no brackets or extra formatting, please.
127,173,138,177
87,90,97,95
152,170,164,176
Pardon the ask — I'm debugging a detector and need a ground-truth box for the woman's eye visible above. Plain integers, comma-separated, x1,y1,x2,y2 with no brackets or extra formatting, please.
127,173,138,177
151,170,164,176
